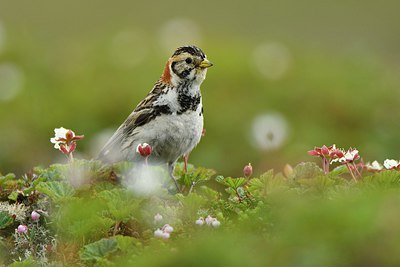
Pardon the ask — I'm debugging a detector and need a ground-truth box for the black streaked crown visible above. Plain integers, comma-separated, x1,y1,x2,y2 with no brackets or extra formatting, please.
172,45,205,59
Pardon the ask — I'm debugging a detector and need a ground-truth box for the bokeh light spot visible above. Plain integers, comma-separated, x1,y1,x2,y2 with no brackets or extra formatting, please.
158,18,202,52
252,42,292,80
0,20,5,54
109,30,148,68
0,63,24,102
250,112,289,151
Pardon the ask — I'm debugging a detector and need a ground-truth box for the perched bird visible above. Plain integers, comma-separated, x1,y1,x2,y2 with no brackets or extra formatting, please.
98,45,213,189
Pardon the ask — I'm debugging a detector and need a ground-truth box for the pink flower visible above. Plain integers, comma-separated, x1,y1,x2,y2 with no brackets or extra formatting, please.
136,143,152,164
308,144,337,174
243,163,253,178
31,211,40,221
136,143,152,157
308,145,336,157
17,224,28,234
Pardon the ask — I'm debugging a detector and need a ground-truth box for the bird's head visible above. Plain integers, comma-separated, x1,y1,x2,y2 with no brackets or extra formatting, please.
161,45,213,86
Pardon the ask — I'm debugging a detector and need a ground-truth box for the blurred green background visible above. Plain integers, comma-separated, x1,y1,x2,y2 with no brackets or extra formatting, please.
0,0,400,176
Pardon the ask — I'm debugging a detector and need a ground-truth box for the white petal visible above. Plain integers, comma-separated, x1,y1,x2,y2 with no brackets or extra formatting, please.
54,127,69,139
50,137,61,149
384,159,398,169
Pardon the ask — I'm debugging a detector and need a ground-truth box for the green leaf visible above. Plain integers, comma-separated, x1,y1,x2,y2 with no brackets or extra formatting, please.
97,188,140,221
57,198,114,240
290,162,323,180
215,175,225,183
176,193,207,218
79,238,118,262
328,165,349,177
36,181,75,202
8,191,19,201
0,211,13,229
224,177,246,190
8,258,39,267
248,170,288,197
114,235,141,252
0,173,16,186
179,167,216,187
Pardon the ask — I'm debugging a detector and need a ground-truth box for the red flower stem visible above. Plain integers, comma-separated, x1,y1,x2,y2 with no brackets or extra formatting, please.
352,162,362,178
322,157,329,174
346,163,357,182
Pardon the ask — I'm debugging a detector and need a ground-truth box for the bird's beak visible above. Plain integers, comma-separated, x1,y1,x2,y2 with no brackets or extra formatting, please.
198,58,213,68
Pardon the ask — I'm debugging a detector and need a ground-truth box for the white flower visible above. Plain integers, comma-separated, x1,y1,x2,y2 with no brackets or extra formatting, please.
154,229,164,238
331,148,359,163
365,161,383,172
154,213,163,222
211,219,221,228
344,149,359,162
195,217,204,226
384,159,400,170
163,224,174,233
50,127,69,149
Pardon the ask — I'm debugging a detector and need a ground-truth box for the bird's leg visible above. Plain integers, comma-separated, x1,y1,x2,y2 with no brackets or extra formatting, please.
168,162,181,192
183,153,190,173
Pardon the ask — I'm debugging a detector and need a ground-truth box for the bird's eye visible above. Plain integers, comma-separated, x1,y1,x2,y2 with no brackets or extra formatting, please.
185,58,193,64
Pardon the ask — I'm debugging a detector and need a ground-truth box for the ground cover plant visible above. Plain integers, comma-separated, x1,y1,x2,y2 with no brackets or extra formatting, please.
1,128,400,266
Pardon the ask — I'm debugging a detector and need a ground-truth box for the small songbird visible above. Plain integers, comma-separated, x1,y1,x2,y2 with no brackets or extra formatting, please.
98,45,213,189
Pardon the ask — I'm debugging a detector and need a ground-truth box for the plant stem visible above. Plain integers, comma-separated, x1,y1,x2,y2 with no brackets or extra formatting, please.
188,182,196,194
346,163,358,182
68,152,74,163
322,157,329,174
352,162,362,177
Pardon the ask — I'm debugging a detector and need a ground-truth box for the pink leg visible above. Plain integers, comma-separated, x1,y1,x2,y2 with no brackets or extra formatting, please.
183,153,190,173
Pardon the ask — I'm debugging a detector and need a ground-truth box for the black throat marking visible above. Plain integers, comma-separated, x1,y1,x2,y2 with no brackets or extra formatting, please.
177,92,201,115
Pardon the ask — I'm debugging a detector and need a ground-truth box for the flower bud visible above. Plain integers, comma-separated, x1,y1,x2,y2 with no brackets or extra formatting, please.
243,163,253,178
154,228,163,238
163,224,174,233
17,224,28,234
205,215,214,225
65,130,74,142
136,143,152,157
161,232,170,239
154,213,163,222
31,211,41,221
283,164,293,178
211,219,221,228
195,217,204,226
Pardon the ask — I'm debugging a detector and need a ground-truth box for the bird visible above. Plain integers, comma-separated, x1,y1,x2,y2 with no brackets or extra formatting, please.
98,45,213,190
